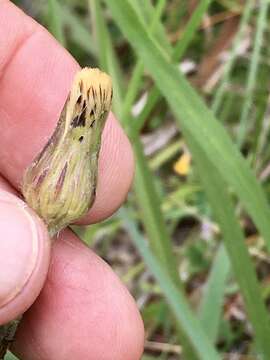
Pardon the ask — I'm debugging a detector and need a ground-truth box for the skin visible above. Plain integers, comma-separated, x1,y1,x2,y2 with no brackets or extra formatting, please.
0,1,144,359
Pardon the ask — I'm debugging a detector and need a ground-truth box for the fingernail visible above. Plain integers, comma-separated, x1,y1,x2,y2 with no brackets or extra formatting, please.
0,192,40,308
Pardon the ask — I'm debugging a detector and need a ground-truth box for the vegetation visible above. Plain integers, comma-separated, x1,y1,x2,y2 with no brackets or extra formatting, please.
12,1,270,359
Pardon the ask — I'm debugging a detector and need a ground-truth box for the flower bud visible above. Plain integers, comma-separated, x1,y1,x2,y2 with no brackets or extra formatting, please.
22,68,113,237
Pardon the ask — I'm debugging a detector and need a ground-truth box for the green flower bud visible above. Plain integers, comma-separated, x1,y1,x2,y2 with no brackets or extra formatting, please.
22,68,113,237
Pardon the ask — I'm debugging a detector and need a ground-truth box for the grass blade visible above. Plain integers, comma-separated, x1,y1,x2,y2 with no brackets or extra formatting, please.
103,1,270,356
130,0,213,134
120,208,220,360
173,0,211,60
88,0,124,114
121,0,166,123
60,3,97,56
132,136,180,284
237,0,269,147
191,139,270,357
88,0,108,70
212,0,254,113
131,0,172,55
104,0,270,255
47,0,66,46
89,4,200,357
198,244,231,343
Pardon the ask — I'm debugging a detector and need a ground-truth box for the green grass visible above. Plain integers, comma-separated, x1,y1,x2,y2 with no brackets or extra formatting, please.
236,1,269,147
13,0,270,359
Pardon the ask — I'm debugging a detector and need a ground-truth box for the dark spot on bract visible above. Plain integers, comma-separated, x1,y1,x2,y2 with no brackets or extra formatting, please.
87,87,91,99
71,107,87,128
90,119,95,128
79,136,84,142
90,109,94,116
99,84,102,99
79,80,83,92
76,95,82,104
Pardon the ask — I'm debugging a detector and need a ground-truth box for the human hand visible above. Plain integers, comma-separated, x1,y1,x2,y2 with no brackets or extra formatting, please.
0,1,144,359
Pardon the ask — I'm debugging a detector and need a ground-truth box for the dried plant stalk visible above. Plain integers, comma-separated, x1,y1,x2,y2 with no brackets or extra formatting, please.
0,68,113,358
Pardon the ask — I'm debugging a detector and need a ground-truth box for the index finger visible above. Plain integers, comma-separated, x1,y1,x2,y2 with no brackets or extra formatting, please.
0,1,134,224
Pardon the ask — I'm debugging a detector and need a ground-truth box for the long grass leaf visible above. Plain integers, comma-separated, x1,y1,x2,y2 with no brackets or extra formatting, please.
104,0,270,255
211,0,254,113
131,0,213,134
47,0,66,46
60,3,97,56
132,136,180,284
173,0,211,60
121,0,166,123
88,0,124,114
89,5,199,358
199,244,230,343
103,1,270,356
237,0,269,147
120,208,220,360
131,0,172,55
190,139,270,357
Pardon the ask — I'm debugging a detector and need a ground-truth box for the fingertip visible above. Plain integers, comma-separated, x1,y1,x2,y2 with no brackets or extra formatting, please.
0,2,134,224
14,230,144,360
0,190,51,324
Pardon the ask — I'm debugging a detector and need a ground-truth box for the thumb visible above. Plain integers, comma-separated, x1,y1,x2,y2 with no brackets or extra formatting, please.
0,189,51,325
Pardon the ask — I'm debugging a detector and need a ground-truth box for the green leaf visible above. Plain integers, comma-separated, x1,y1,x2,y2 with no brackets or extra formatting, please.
212,0,254,113
89,3,199,358
60,3,97,56
120,0,167,123
237,1,269,146
133,136,180,285
103,1,270,356
173,0,212,61
129,0,213,133
198,245,231,343
104,0,270,256
131,0,172,55
191,141,270,357
120,208,220,360
47,0,66,46
88,0,124,114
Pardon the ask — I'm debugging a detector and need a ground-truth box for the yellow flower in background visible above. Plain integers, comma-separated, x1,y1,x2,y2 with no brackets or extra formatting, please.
174,152,191,176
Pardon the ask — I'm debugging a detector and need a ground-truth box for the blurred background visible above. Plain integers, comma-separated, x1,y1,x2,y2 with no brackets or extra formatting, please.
11,1,270,359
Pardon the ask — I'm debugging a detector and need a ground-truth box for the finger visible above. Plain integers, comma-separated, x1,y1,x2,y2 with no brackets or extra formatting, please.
0,1,134,224
13,230,144,360
0,178,51,325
